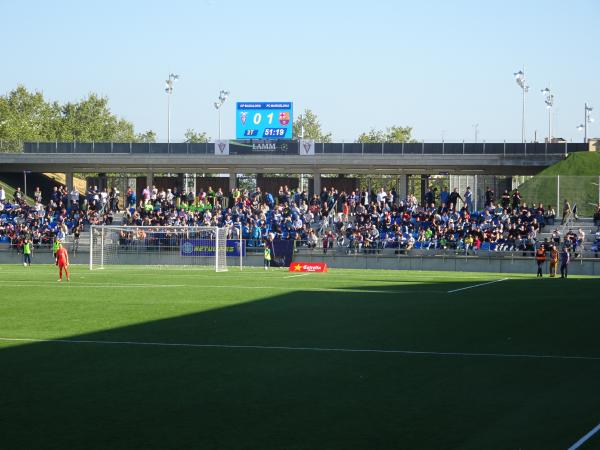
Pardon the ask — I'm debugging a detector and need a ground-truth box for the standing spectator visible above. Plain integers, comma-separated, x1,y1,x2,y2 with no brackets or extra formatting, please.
13,187,23,203
109,187,120,212
561,199,572,225
141,186,151,205
376,187,387,208
485,187,495,207
549,245,558,277
535,245,546,277
126,187,136,208
70,186,80,209
464,186,473,212
424,188,435,207
440,187,449,207
100,188,109,211
447,188,463,211
0,186,5,203
500,189,510,209
560,247,570,278
33,187,42,204
511,189,522,210
50,186,60,205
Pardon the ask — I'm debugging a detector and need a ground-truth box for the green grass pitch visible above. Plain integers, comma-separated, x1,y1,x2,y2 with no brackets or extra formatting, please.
0,265,599,450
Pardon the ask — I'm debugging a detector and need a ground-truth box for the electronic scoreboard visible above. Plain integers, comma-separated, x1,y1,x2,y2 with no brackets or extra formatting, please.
236,102,293,139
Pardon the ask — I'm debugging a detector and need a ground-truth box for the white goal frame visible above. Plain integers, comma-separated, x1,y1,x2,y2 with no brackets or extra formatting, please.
89,225,236,272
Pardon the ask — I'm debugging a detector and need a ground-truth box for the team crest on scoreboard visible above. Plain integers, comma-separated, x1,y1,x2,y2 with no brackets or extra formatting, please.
278,112,290,126
240,112,247,125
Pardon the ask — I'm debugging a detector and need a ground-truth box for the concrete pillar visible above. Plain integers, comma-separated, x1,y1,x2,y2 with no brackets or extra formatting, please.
229,172,237,192
420,174,429,205
313,171,321,196
147,172,154,188
65,172,74,193
397,175,408,203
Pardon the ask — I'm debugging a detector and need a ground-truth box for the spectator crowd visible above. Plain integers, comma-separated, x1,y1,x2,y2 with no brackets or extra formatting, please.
2,182,599,258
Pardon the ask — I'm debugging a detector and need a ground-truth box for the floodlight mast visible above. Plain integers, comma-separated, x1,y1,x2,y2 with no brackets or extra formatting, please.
514,68,529,143
577,103,594,143
165,73,179,145
214,90,230,140
541,87,554,142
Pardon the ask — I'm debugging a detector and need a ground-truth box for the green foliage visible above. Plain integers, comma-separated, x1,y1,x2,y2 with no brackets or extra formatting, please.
184,129,210,143
135,130,157,143
357,125,415,143
0,85,155,150
517,153,600,215
292,109,332,142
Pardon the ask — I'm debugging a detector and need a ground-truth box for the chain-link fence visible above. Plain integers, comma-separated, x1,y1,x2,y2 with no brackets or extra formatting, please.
516,175,600,217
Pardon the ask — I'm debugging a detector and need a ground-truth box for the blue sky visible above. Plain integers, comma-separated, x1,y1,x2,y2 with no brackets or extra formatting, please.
1,0,598,142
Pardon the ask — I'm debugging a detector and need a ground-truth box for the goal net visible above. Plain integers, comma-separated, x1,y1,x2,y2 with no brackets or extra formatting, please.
89,225,233,271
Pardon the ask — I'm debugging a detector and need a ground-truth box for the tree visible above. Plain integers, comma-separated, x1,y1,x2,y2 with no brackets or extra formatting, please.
0,86,155,151
184,129,210,143
357,125,415,143
292,109,332,142
57,94,137,142
0,85,61,148
135,130,157,143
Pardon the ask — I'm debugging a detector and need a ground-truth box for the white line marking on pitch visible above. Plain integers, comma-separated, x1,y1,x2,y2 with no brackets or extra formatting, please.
1,337,599,361
284,273,309,278
447,278,510,293
568,422,600,450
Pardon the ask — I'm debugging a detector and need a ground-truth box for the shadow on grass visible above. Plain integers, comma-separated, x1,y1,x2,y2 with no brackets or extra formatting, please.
1,278,600,450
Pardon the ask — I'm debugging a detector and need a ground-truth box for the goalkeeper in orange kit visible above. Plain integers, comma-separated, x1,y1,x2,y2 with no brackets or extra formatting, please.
55,242,70,282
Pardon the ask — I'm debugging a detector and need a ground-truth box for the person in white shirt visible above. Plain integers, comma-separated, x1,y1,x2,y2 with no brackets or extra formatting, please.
376,188,387,207
70,188,80,208
0,186,5,203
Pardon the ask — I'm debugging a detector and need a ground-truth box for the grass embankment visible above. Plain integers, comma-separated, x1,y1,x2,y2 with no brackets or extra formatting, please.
518,152,600,216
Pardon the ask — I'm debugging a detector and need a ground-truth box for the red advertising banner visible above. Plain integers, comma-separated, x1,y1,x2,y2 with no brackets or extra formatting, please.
289,262,328,273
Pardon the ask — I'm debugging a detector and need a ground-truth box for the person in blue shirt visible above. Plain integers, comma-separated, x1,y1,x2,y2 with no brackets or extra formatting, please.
560,247,570,278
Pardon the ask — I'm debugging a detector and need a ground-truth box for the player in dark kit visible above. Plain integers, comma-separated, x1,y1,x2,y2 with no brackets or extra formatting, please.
55,242,70,282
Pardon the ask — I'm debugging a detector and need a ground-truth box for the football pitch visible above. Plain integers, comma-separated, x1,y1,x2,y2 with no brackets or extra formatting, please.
1,265,599,450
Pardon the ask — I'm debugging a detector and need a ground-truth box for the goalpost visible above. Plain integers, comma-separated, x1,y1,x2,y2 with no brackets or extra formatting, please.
89,225,237,271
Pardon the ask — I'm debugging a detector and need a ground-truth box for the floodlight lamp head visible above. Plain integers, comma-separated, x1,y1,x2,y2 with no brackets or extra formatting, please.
577,125,584,131
214,101,220,109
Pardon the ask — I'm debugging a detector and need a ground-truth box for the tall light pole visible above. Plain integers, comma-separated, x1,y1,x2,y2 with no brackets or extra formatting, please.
577,103,594,143
541,87,554,142
514,68,529,143
164,73,179,145
213,90,230,140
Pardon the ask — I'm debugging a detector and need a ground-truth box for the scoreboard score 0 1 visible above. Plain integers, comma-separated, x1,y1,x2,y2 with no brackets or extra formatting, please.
236,102,293,139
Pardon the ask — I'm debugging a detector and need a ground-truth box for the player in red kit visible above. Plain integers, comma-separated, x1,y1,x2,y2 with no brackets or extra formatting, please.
55,242,70,282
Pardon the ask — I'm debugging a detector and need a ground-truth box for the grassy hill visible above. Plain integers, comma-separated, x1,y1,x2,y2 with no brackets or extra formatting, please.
0,173,86,205
518,152,600,216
